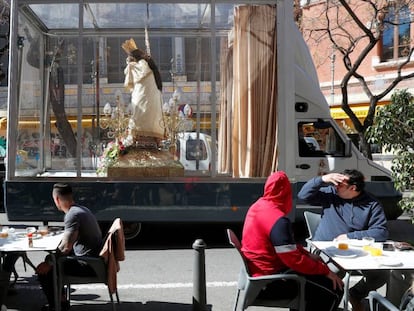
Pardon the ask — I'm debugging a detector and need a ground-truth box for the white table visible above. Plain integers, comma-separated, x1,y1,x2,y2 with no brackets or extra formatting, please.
311,240,414,311
0,231,64,311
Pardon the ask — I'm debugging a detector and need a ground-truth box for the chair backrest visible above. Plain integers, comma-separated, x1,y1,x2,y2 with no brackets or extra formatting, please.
303,211,321,241
227,228,242,250
101,218,125,262
369,291,399,311
227,229,252,276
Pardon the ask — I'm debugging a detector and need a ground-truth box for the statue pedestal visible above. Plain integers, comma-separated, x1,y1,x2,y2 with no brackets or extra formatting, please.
107,148,184,178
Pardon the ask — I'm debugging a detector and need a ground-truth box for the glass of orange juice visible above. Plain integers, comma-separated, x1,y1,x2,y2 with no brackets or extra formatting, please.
370,242,383,256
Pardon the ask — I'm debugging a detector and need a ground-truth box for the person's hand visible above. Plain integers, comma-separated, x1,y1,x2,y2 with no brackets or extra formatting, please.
326,270,344,291
335,234,349,240
36,261,52,275
321,173,349,186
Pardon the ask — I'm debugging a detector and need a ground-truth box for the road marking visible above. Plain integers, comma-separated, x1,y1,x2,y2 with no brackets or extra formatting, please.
15,281,237,291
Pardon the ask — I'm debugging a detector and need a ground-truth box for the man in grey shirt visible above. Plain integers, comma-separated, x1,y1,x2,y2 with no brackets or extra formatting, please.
36,183,103,311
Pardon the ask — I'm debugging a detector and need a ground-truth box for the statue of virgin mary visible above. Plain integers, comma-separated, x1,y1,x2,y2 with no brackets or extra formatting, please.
122,38,165,142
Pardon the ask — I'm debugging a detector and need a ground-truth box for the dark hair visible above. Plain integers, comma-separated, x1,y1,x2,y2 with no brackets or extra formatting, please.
343,169,365,192
53,183,73,197
130,49,163,91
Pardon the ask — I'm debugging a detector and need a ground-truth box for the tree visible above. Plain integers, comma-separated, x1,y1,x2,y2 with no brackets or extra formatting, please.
301,0,414,159
367,89,414,221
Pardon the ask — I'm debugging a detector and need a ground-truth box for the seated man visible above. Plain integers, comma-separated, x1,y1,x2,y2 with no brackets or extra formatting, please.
298,169,389,311
36,183,103,311
242,171,343,311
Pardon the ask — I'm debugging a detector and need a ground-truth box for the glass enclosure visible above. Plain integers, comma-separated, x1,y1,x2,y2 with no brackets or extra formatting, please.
7,0,280,179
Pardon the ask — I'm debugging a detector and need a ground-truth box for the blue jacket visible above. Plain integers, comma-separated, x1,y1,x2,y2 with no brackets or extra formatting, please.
298,176,389,241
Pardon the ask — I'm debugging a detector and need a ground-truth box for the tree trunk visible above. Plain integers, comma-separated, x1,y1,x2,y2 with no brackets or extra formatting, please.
49,62,77,158
358,132,372,160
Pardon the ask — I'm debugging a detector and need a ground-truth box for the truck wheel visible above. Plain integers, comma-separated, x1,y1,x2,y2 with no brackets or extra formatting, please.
123,222,142,240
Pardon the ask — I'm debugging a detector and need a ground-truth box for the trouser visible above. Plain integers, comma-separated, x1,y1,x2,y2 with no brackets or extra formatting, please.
257,274,343,311
0,270,10,306
38,257,96,307
349,270,389,300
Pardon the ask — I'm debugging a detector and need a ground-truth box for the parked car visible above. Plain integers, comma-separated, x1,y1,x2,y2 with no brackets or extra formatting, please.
177,132,214,171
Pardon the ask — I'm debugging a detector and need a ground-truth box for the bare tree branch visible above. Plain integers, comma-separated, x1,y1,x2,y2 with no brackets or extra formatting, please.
302,0,414,159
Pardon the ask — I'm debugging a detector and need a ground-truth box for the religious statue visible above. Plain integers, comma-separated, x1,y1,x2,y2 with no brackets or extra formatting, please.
98,39,185,177
122,38,165,146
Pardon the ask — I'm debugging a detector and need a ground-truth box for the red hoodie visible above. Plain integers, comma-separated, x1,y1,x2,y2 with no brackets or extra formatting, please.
241,171,329,277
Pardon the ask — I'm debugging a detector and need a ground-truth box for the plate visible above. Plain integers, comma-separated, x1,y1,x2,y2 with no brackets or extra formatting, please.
377,258,403,267
325,246,360,258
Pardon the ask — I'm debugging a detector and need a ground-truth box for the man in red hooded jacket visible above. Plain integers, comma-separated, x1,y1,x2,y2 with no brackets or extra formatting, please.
242,171,343,311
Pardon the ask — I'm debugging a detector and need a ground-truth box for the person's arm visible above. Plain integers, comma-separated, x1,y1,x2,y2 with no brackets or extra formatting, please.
36,230,77,275
58,229,78,255
297,176,326,205
298,173,349,204
271,219,343,290
271,217,329,275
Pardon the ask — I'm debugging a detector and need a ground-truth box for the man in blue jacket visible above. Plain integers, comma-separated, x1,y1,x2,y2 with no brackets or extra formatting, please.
298,169,389,311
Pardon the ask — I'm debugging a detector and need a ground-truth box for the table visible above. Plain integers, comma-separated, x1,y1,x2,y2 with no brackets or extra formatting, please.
0,230,64,311
311,240,414,311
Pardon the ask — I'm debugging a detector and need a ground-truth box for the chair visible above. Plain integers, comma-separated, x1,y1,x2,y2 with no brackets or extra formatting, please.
303,211,321,250
58,218,125,311
369,291,399,311
226,229,306,311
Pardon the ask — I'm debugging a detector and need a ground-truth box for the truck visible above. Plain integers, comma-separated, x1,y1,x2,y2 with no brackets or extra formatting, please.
4,0,401,239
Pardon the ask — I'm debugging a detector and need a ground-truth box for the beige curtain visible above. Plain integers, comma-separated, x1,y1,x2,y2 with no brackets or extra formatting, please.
218,36,233,173
218,5,278,177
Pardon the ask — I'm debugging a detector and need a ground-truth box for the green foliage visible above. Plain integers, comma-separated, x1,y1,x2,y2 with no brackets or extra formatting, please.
367,89,414,221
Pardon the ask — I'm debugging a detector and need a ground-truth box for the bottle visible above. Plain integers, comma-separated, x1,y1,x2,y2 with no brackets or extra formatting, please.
28,232,33,248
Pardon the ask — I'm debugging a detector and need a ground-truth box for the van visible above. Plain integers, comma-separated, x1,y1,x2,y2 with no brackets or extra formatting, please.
176,132,213,171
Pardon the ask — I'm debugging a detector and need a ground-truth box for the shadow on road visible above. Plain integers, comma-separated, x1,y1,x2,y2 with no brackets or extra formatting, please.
6,275,212,311
68,301,199,310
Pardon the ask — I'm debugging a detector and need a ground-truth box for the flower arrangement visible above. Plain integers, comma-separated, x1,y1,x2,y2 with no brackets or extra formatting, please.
96,139,127,176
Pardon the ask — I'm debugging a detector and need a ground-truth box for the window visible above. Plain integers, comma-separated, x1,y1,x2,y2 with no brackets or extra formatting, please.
381,4,411,61
298,121,346,157
186,139,207,161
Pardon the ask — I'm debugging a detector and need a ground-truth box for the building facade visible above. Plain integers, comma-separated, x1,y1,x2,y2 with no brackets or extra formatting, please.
300,0,414,133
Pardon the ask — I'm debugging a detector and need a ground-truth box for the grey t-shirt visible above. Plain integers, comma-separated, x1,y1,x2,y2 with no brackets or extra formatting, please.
64,205,103,257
